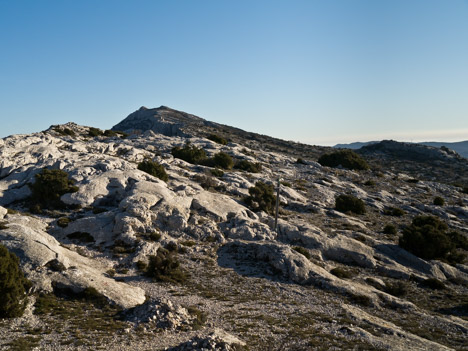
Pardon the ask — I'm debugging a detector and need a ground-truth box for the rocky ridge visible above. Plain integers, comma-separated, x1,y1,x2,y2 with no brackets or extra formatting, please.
0,108,467,350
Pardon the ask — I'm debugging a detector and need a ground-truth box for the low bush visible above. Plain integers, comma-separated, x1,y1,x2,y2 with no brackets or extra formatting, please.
234,160,262,173
171,143,207,164
207,134,228,145
433,196,445,206
0,244,32,318
422,278,446,290
205,152,234,170
330,267,356,279
88,127,103,137
245,181,276,214
28,168,79,211
364,180,375,186
210,168,224,177
318,150,369,170
335,194,366,215
293,246,311,259
137,159,168,182
383,224,397,235
384,281,408,297
57,217,70,228
145,248,187,283
383,207,406,217
399,215,466,263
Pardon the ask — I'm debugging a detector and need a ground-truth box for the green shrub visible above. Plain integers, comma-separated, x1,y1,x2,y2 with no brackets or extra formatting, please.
0,244,31,318
137,159,168,182
293,246,311,259
207,134,228,145
364,180,375,186
234,159,262,173
330,267,355,279
422,278,446,290
210,168,224,177
318,150,369,170
171,143,207,164
145,248,187,283
136,260,147,271
67,231,95,243
383,207,406,217
88,127,103,137
28,168,79,211
433,196,445,206
384,281,408,297
399,215,466,263
54,127,75,137
383,224,397,235
57,217,70,228
209,152,234,170
335,194,366,215
245,181,276,214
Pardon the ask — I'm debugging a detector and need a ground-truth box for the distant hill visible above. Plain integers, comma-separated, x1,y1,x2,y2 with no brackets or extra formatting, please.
335,140,468,158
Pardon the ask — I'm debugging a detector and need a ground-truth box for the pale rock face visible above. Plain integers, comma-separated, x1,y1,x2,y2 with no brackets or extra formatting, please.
0,214,145,308
0,206,7,219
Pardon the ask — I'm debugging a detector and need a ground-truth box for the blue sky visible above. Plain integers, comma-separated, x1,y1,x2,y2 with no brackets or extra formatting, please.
1,0,467,145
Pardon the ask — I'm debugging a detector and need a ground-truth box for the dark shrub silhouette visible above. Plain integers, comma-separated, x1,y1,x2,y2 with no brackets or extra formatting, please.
335,194,366,215
208,152,234,170
245,181,276,214
145,248,187,283
137,159,168,182
234,160,262,173
433,196,445,206
207,134,228,145
29,168,78,211
383,224,397,235
171,143,207,164
318,150,369,170
399,215,466,263
0,244,31,318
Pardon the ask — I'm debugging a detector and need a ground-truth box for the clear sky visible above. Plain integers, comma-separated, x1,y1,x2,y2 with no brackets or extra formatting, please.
1,0,467,145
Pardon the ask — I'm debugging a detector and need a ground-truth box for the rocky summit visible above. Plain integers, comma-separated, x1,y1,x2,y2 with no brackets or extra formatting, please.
0,107,467,350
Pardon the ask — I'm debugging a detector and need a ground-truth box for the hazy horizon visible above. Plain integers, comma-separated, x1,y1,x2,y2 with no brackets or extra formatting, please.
1,1,467,146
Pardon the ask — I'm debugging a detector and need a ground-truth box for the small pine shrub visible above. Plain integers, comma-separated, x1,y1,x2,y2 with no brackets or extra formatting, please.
384,281,408,297
57,217,70,228
145,248,187,283
422,278,446,290
234,160,262,173
137,160,168,182
207,134,228,145
67,232,95,243
293,246,311,259
171,143,207,164
383,207,406,217
212,152,234,169
364,180,375,186
318,150,369,170
136,260,147,271
28,168,79,211
0,244,32,318
335,194,366,215
245,181,276,214
330,267,355,279
399,215,466,263
383,224,397,235
210,168,224,177
88,127,103,137
433,196,445,206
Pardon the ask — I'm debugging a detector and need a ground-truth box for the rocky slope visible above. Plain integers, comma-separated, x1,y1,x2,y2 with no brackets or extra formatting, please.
0,107,467,350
